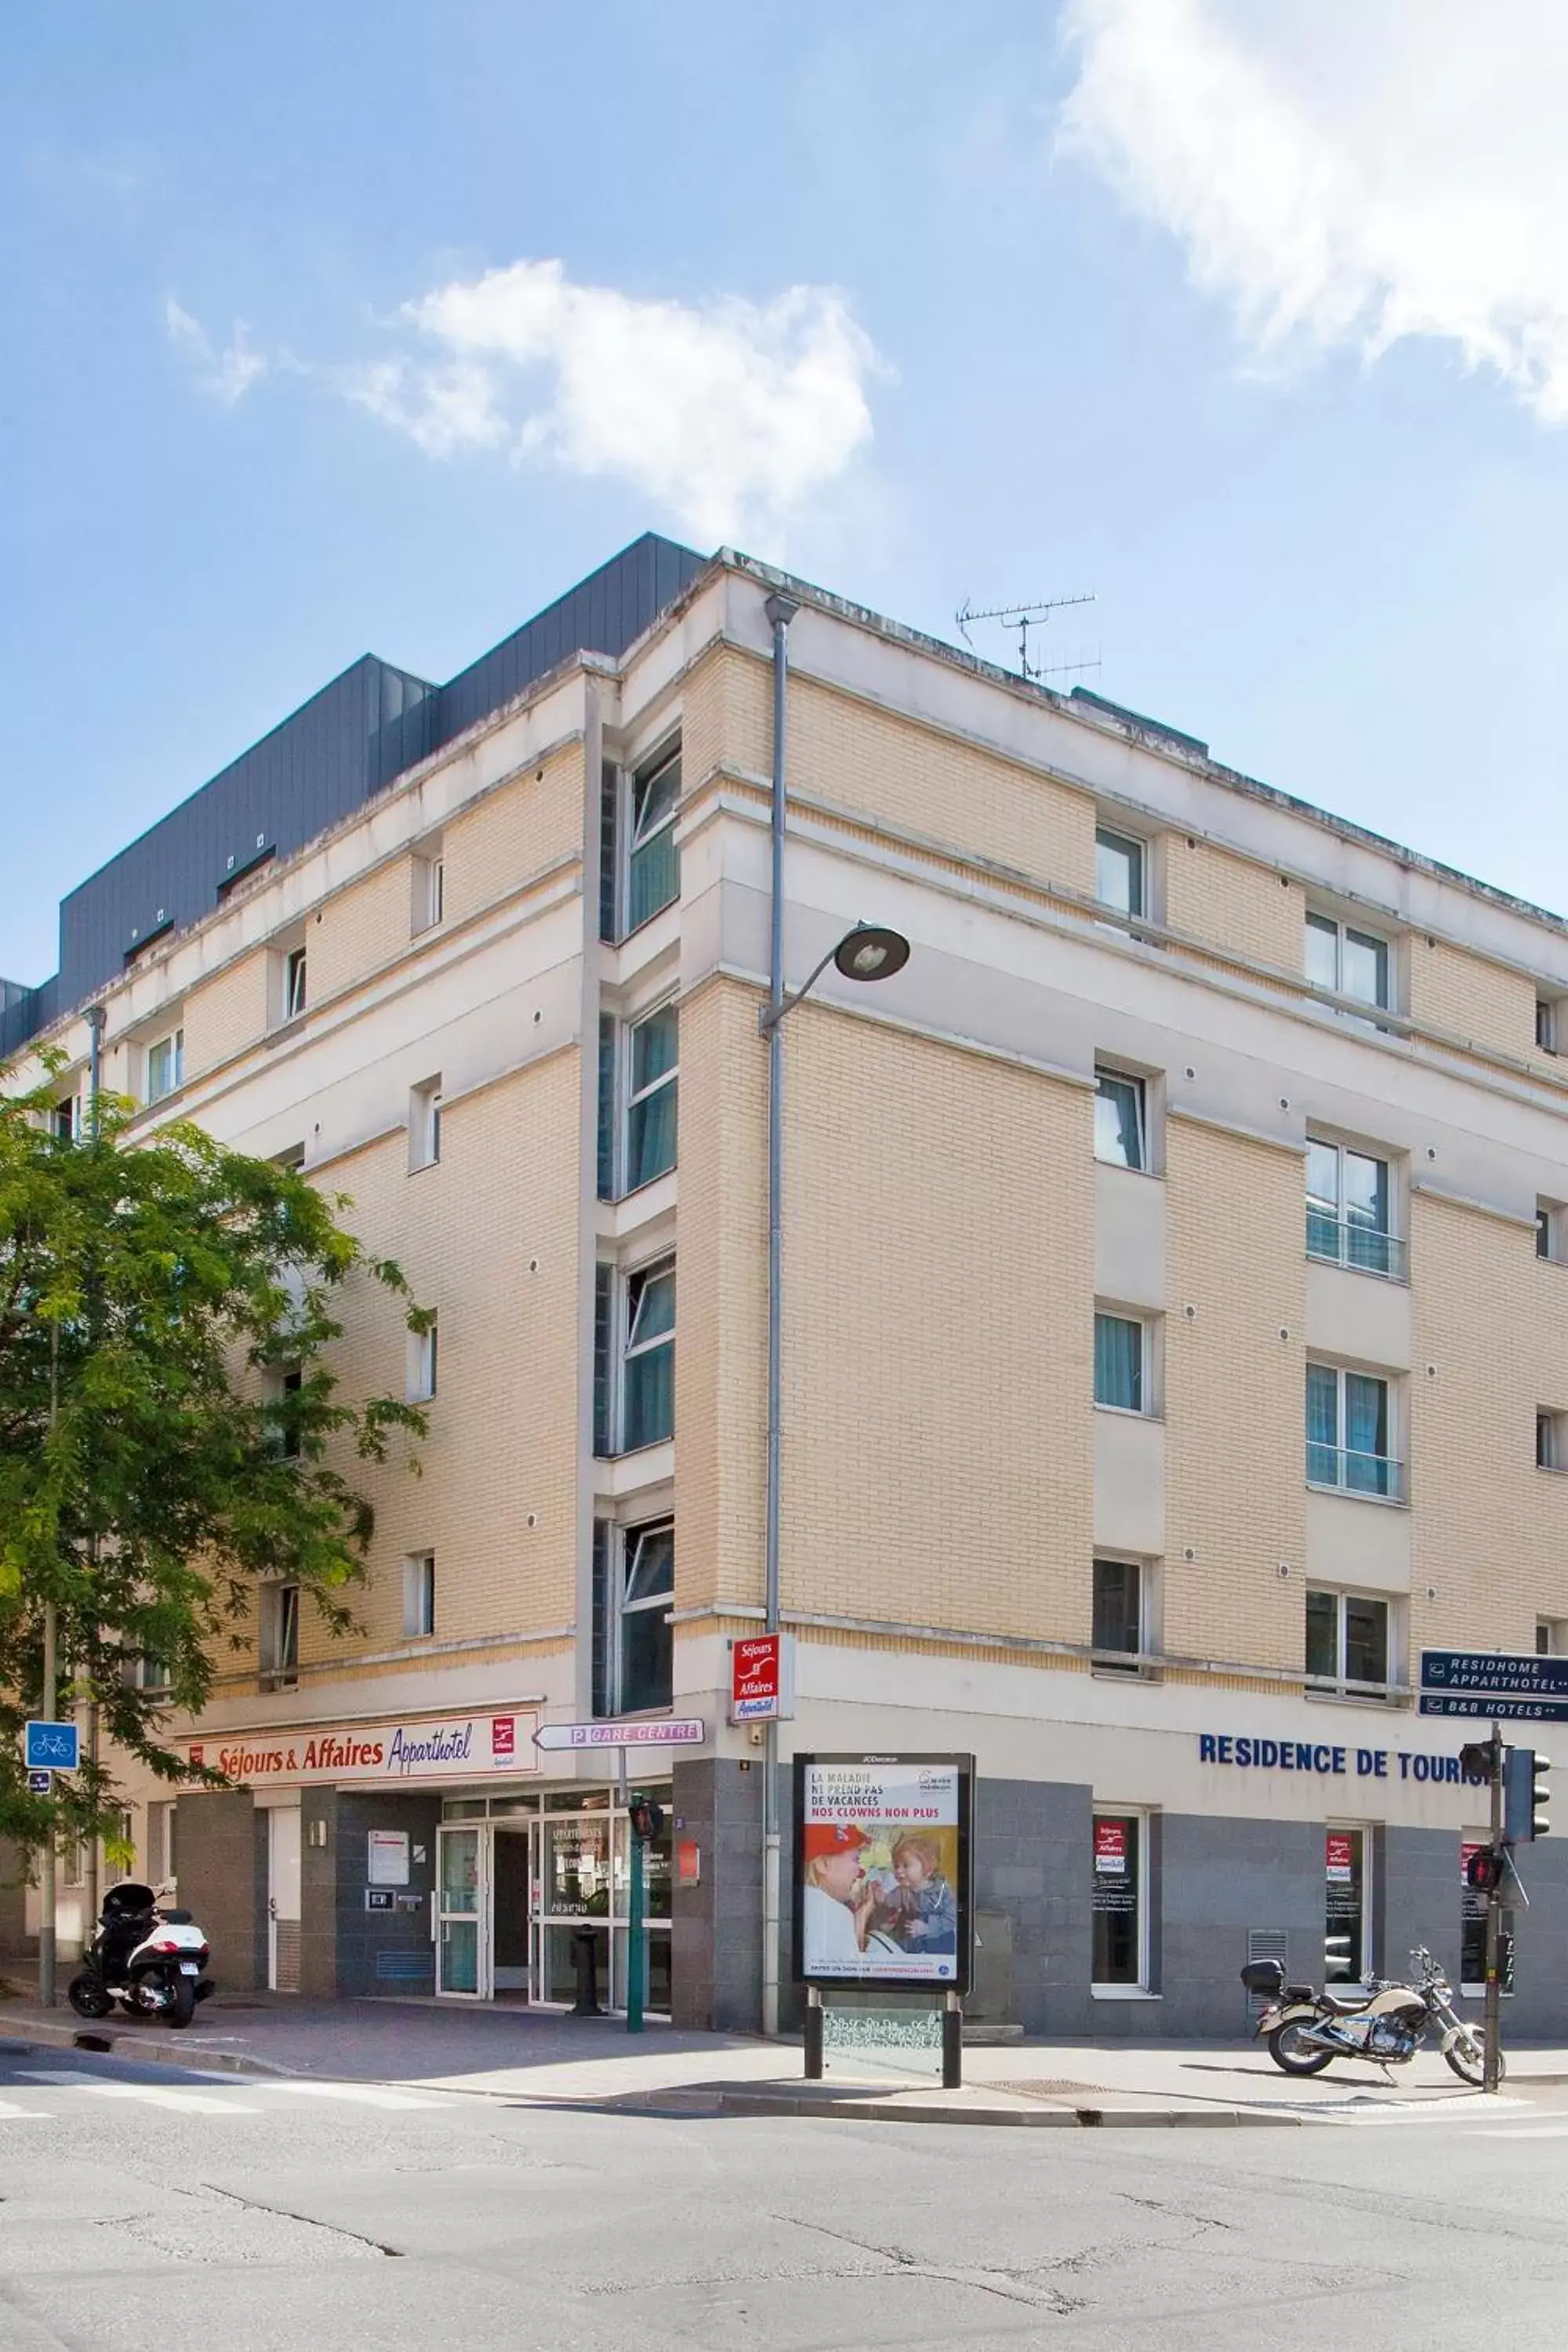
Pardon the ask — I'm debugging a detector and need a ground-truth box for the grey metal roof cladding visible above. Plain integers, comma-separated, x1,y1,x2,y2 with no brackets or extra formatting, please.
1,532,706,1058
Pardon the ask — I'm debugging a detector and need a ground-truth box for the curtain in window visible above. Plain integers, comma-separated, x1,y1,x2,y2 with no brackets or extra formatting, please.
1093,1560,1141,1660
1094,1315,1142,1411
1094,1074,1143,1170
1343,1151,1392,1274
1343,1598,1388,1686
1305,1140,1340,1260
1305,1589,1338,1679
626,1007,678,1189
619,1526,674,1713
628,755,681,931
1344,1374,1388,1494
1305,1363,1339,1486
624,1345,674,1451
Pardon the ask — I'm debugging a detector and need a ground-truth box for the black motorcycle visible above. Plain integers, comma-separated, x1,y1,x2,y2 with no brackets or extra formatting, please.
1240,1944,1497,2085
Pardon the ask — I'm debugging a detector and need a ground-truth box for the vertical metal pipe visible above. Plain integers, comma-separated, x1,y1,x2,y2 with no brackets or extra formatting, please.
38,1600,56,2008
1483,1722,1504,2092
760,590,798,2039
82,1007,106,1945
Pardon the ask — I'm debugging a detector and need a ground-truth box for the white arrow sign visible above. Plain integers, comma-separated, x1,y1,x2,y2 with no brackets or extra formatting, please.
533,1719,706,1752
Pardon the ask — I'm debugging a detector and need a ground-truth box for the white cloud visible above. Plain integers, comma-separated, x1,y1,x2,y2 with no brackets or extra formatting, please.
354,258,882,543
1060,0,1568,422
164,299,267,405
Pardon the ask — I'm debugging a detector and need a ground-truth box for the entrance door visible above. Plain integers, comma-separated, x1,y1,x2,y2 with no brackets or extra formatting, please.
435,1824,490,1998
267,1808,302,1992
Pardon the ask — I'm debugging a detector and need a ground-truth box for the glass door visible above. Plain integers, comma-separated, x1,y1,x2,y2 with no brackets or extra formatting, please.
436,1823,490,1998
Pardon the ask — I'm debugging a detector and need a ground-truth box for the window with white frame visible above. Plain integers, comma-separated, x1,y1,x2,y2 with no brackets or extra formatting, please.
1538,996,1561,1054
283,946,307,1021
403,1552,436,1639
147,1799,177,1888
52,1092,78,1142
1324,1824,1374,1984
1306,1136,1402,1278
1537,1410,1568,1472
1537,1618,1568,1657
265,1364,303,1461
1539,1200,1564,1263
119,1649,170,1692
1305,911,1391,1011
599,1003,679,1198
1094,1067,1146,1171
621,1259,675,1452
1091,1810,1149,1990
618,1521,673,1713
412,847,445,935
409,1076,442,1171
1092,1558,1153,1671
1094,1311,1148,1414
601,741,683,940
408,1315,437,1403
260,1582,299,1687
1095,826,1145,919
1305,1588,1392,1696
145,1028,184,1103
1305,1362,1402,1499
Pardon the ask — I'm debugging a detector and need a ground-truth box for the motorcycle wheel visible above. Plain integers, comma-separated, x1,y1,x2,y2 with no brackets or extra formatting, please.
1267,2019,1335,2075
66,1973,113,2021
169,1977,196,2028
1445,2027,1502,2087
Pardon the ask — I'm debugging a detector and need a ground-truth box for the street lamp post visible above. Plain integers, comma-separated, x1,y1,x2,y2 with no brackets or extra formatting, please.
757,587,911,2038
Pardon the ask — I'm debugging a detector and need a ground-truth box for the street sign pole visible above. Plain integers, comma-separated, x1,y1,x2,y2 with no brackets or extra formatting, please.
1485,1719,1504,2095
38,1606,57,2009
627,1798,646,2038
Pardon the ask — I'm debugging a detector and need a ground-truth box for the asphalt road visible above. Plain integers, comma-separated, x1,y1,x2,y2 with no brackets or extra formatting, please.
4,2038,1568,2350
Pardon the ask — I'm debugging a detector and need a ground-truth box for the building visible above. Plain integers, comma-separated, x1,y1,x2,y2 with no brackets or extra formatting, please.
7,532,1568,2034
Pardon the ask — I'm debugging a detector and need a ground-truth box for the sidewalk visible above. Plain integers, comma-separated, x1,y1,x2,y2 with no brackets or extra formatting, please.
4,1976,1563,2126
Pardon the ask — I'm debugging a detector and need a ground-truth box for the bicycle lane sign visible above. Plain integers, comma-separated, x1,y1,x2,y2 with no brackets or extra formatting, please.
23,1722,79,1773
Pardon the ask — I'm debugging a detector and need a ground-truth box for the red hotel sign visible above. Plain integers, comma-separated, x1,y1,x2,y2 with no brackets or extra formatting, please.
185,1708,540,1788
730,1633,793,1722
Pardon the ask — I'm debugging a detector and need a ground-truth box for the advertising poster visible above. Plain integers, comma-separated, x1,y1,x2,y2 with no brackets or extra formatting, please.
1325,1831,1354,1884
1094,1821,1127,1876
793,1754,973,1993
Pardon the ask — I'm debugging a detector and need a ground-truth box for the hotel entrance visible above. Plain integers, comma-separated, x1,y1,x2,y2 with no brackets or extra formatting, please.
437,1789,672,2012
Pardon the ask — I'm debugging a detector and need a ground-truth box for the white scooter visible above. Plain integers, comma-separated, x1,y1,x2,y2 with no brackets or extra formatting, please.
67,1881,214,2029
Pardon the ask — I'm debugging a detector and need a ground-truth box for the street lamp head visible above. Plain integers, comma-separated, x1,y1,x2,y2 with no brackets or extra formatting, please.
832,924,911,985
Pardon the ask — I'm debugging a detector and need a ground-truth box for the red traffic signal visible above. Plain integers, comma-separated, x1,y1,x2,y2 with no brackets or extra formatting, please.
629,1799,665,1842
1466,1846,1504,1893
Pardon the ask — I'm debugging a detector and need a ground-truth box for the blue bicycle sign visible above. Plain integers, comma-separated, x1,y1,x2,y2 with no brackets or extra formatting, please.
23,1722,79,1773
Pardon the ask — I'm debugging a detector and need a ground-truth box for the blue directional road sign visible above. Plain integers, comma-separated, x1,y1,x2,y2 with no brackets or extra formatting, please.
23,1721,79,1772
1421,1650,1568,1699
1419,1693,1568,1722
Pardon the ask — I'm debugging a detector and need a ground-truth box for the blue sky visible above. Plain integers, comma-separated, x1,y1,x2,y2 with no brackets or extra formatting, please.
6,0,1568,988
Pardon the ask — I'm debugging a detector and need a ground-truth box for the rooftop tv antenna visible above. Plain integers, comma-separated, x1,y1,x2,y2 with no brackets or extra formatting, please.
955,593,1099,687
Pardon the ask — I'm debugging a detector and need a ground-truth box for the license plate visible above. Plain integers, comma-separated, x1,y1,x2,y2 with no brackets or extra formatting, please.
179,1962,199,1975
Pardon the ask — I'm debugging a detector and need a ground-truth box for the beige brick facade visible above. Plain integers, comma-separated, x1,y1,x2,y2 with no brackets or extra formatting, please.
1164,837,1305,975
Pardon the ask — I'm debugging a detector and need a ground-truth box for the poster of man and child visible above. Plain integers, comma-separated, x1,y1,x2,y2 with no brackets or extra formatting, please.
793,1755,972,1989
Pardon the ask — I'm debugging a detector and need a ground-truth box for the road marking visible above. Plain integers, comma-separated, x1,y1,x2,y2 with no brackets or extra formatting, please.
0,2099,52,2120
1469,2124,1568,2139
1304,2095,1532,2126
71,2083,266,2115
248,2082,448,2109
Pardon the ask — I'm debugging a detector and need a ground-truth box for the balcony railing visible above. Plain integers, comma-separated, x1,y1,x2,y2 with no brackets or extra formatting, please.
1306,1209,1406,1281
1306,1443,1407,1503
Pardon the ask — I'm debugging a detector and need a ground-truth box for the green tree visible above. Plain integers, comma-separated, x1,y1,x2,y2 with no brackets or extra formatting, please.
0,1057,426,1856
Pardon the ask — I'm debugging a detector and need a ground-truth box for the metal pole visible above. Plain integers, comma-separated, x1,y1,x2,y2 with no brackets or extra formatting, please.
627,1799,645,2036
1483,1721,1504,2092
80,1007,106,1948
760,590,798,2041
39,1603,56,2009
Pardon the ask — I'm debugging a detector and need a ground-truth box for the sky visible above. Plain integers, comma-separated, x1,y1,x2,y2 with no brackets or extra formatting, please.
5,0,1568,988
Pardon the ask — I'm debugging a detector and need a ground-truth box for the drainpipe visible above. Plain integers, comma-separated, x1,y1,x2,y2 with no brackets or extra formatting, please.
760,590,799,2038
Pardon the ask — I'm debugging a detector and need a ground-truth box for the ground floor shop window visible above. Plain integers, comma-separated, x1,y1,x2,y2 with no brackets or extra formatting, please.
1091,1811,1148,1990
1324,1825,1371,1983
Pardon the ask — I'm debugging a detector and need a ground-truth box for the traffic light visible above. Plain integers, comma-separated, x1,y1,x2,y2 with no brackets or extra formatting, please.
1466,1846,1504,1893
1460,1737,1502,1786
628,1798,665,1842
1504,1748,1551,1842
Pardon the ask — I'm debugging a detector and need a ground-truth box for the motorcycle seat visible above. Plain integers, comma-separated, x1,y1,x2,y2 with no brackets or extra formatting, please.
1319,1991,1368,2014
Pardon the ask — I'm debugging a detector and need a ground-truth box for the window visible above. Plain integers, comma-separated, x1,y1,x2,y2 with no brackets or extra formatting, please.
1539,1201,1563,1263
1306,1589,1391,1696
1305,1138,1402,1278
1093,1559,1150,1670
413,849,445,935
409,1076,442,1171
409,1316,438,1403
1094,1067,1145,1171
273,1366,303,1460
119,1650,170,1692
1325,1827,1372,1984
1306,911,1391,1011
52,1094,77,1142
1095,826,1145,919
1537,1410,1567,1472
403,1552,436,1639
1538,997,1560,1054
145,1028,184,1103
1091,1813,1148,1990
283,947,307,1022
147,1800,177,1888
621,1258,676,1452
604,742,683,938
1537,1618,1568,1657
618,1522,673,1714
1094,1312,1146,1414
1305,1363,1401,1499
599,1004,679,1198
260,1582,299,1688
